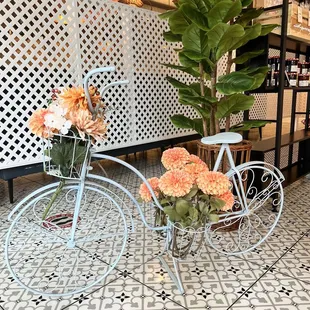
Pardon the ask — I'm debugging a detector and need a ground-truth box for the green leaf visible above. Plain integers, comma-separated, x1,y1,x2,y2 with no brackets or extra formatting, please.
184,185,199,199
163,206,182,222
189,207,199,221
241,0,253,7
236,8,264,27
207,0,242,28
176,199,191,216
230,24,262,51
168,10,191,34
260,24,279,36
216,24,245,60
159,10,177,20
163,31,182,42
166,77,191,90
230,120,271,132
208,212,220,222
232,50,264,64
182,24,209,60
216,94,254,118
49,142,88,177
181,4,209,31
216,72,256,95
179,52,199,67
199,194,210,202
210,197,226,210
207,23,229,48
161,63,201,77
179,0,211,15
171,115,204,136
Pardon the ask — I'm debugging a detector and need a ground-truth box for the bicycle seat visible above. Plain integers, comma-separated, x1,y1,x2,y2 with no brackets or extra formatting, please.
201,132,243,145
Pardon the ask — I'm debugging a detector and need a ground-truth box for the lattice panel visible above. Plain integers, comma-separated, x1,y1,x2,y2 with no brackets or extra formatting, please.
0,0,82,169
264,143,299,168
1,0,243,169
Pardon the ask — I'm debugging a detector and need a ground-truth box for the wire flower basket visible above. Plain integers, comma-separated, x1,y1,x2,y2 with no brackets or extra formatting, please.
42,131,91,180
167,221,205,260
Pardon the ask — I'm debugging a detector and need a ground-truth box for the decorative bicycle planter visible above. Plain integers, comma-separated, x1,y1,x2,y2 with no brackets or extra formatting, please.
5,67,284,297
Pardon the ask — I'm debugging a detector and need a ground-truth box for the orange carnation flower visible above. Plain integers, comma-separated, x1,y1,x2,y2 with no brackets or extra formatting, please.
159,170,193,197
197,171,230,196
161,147,190,170
69,110,107,141
139,177,160,202
188,154,208,168
28,109,52,138
217,191,235,211
59,86,101,114
182,163,209,182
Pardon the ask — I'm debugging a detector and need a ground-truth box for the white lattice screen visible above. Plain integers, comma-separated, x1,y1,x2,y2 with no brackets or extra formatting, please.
1,0,241,170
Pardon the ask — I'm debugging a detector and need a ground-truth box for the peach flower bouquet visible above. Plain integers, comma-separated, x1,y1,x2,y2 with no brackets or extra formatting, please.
139,147,234,229
28,85,108,219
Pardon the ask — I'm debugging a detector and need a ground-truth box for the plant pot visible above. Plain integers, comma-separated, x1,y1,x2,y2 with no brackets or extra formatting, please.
197,139,252,173
167,221,205,260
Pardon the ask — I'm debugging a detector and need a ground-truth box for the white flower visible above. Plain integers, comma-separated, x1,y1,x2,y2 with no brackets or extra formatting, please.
44,112,72,134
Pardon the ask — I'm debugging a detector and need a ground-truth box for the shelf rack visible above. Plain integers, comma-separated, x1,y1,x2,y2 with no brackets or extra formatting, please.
240,0,310,170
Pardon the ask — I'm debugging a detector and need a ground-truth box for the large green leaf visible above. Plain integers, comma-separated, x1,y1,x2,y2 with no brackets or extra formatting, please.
182,24,209,60
215,24,245,60
163,206,182,222
179,52,199,67
176,199,191,215
170,115,204,136
260,24,278,36
159,10,177,20
230,23,262,51
216,71,256,95
207,0,242,28
166,77,192,90
161,63,201,77
241,0,253,7
210,197,226,211
163,31,182,42
216,94,254,118
179,0,212,15
168,10,191,34
208,212,220,222
232,50,264,64
236,8,264,27
230,120,271,132
207,23,229,48
181,4,209,31
49,142,88,177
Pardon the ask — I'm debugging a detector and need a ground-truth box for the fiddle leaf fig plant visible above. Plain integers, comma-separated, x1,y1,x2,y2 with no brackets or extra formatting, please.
160,0,277,137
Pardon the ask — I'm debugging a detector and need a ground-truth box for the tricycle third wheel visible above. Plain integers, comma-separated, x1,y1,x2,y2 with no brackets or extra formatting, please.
205,163,284,255
5,181,128,297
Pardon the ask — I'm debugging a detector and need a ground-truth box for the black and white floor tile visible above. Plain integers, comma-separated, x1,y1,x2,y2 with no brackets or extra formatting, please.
1,147,310,309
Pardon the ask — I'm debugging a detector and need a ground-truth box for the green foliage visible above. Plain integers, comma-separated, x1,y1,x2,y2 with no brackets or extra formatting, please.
161,0,275,136
49,142,88,177
230,120,271,132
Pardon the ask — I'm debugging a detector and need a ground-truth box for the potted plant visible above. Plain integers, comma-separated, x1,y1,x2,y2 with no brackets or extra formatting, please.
159,0,276,168
139,147,234,259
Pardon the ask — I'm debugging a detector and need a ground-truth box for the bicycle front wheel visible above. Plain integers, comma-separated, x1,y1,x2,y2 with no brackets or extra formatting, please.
205,162,284,255
5,181,128,297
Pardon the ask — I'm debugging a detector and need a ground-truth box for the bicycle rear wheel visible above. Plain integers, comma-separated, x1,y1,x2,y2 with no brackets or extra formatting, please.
205,162,284,255
5,181,128,296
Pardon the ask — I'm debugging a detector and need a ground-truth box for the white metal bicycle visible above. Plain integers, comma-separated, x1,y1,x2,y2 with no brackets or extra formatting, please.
5,67,284,297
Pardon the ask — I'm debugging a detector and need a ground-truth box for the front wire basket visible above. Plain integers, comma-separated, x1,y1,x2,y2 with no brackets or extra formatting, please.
42,131,91,180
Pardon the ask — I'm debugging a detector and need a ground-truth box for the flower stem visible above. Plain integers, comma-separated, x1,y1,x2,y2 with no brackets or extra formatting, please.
42,179,65,220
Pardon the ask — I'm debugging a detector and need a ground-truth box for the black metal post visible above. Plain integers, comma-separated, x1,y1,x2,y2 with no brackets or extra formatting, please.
8,179,14,203
305,92,310,131
288,90,297,166
275,0,289,168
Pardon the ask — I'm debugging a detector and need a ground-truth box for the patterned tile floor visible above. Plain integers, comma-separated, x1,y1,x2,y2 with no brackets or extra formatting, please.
0,148,310,310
